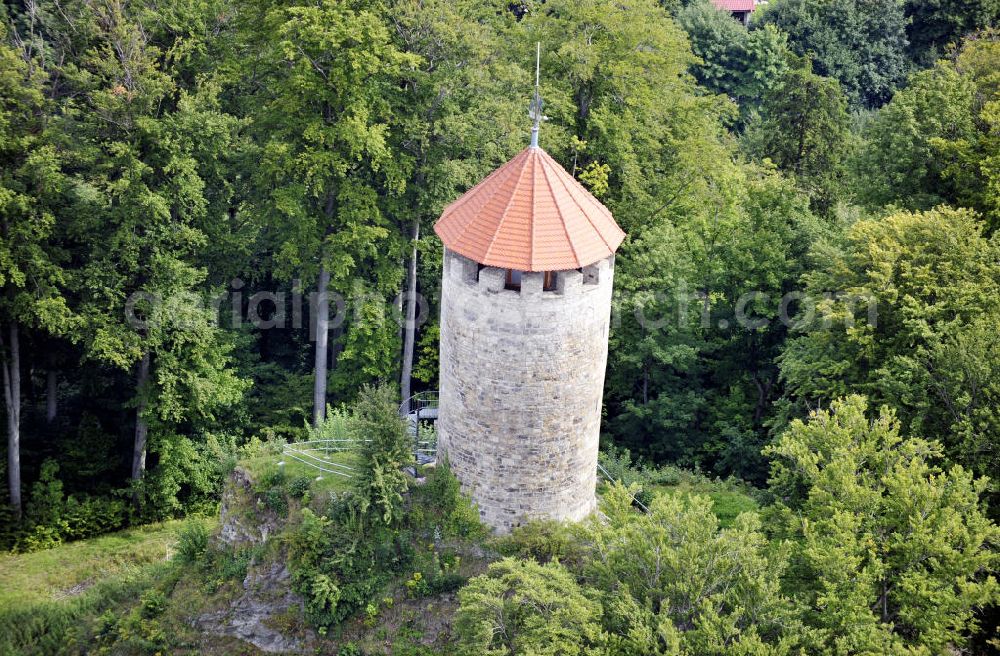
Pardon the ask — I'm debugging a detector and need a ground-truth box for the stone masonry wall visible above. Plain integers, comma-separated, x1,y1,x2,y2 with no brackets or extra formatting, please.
436,248,615,533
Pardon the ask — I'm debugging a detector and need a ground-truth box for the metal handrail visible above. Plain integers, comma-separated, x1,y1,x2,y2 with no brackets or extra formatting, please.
399,390,440,464
282,436,362,478
596,462,649,513
283,451,354,478
283,446,356,471
399,390,440,417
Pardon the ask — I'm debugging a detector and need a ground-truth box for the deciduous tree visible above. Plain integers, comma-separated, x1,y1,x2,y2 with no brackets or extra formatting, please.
766,396,1000,653
0,23,70,519
755,0,909,108
241,0,416,424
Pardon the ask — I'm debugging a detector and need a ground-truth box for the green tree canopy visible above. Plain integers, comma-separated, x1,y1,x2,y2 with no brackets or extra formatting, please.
455,557,604,656
755,0,910,108
765,396,1000,653
904,0,1000,65
580,484,798,655
742,55,851,215
678,0,789,114
778,206,1000,491
857,32,1000,230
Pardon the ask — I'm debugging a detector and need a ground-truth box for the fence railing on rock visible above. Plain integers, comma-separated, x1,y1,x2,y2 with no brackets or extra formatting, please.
281,439,358,479
280,391,441,478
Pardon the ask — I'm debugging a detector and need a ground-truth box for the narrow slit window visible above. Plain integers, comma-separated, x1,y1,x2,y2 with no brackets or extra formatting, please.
543,271,557,291
505,269,522,291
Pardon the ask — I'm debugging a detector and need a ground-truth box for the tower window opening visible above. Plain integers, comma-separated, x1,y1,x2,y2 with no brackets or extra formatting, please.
583,264,600,286
505,269,522,291
543,270,557,291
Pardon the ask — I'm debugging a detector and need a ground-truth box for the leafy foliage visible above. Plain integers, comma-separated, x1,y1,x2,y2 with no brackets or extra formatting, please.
679,1,790,114
904,0,1000,65
778,206,1000,489
765,396,1000,653
352,383,413,525
455,558,604,656
755,0,910,108
742,56,851,215
857,32,1000,230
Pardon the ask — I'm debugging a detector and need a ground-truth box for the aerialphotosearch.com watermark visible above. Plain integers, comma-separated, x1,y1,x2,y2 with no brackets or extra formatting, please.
631,282,879,333
123,277,879,337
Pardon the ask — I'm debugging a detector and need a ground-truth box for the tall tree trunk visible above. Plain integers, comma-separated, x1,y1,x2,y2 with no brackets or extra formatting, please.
46,369,57,423
313,265,331,428
1,322,22,520
400,218,419,404
131,351,151,485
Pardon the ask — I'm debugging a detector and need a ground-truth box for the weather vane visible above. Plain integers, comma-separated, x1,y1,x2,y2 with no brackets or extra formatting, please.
529,42,545,148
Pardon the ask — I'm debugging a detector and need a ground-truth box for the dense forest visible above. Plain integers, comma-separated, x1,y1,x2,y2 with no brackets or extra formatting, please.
2,0,1000,652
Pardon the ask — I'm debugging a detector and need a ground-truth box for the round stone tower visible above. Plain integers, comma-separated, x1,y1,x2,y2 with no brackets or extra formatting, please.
433,145,625,532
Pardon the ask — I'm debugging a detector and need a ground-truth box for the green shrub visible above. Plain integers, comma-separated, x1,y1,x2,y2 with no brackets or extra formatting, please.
288,476,312,498
10,461,128,552
263,487,289,515
427,571,465,594
175,519,210,564
202,542,260,582
258,466,286,491
287,507,411,629
420,460,486,539
129,434,233,523
496,520,585,567
139,590,167,619
338,643,363,656
597,445,654,507
310,405,352,441
351,384,413,525
454,558,603,655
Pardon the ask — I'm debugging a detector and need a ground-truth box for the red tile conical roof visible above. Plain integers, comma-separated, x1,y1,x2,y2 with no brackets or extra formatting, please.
434,147,625,271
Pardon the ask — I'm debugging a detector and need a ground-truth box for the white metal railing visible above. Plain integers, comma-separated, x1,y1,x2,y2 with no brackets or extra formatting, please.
284,392,443,477
596,461,649,513
282,438,362,478
399,390,439,417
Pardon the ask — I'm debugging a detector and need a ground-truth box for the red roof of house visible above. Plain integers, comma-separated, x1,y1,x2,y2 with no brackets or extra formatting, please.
434,147,625,272
712,0,755,11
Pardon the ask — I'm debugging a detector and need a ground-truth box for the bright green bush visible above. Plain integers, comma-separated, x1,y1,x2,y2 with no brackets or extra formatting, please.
454,558,603,656
420,460,486,540
495,520,586,568
175,519,210,564
351,384,413,525
9,461,127,553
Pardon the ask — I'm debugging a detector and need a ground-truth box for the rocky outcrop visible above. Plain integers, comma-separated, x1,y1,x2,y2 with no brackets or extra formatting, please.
217,466,282,548
196,466,314,653
195,560,312,654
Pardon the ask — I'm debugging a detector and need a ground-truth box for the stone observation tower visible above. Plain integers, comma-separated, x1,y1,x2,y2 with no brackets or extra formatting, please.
432,62,626,532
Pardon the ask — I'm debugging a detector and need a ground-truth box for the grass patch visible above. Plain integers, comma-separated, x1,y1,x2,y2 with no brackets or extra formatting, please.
241,444,359,497
0,519,197,610
0,520,217,656
598,447,761,529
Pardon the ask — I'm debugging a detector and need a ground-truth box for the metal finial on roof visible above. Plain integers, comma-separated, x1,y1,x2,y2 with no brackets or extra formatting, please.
529,42,543,148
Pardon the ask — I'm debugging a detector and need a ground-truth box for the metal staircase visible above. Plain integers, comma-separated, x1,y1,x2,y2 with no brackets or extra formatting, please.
399,391,439,465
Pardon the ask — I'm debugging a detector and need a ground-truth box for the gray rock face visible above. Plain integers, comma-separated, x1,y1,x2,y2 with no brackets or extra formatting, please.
201,468,313,653
437,249,615,533
195,561,311,654
218,467,280,548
